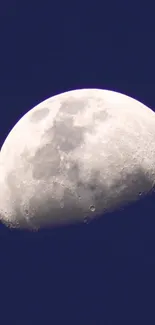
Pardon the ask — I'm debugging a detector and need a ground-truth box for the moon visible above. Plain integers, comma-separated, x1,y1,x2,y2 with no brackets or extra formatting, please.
0,89,155,231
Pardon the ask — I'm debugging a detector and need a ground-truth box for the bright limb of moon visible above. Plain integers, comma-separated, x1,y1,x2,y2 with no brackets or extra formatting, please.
0,89,155,230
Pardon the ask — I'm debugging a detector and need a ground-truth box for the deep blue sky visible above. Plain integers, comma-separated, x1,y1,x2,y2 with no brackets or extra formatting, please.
0,2,155,321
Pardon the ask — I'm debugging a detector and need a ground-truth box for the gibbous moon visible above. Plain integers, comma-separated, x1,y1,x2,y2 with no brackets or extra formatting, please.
0,89,155,230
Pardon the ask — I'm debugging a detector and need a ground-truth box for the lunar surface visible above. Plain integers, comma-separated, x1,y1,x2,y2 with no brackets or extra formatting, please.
0,89,155,230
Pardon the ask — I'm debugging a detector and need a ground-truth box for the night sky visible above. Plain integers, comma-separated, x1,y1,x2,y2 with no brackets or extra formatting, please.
0,2,155,321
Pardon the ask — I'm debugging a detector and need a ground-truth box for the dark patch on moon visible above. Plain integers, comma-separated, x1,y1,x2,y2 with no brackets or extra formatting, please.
42,116,88,149
51,117,85,153
59,98,87,115
31,97,98,183
31,114,87,181
67,162,80,182
87,171,104,202
31,144,61,179
76,172,104,205
30,107,49,123
93,109,109,121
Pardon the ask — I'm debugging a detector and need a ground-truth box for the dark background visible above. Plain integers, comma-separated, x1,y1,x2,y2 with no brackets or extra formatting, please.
0,1,155,321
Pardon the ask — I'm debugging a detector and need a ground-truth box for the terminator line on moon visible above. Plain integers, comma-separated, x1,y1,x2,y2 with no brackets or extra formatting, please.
0,89,155,231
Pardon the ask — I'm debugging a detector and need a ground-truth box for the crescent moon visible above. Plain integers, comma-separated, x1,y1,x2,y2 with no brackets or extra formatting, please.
0,89,155,230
